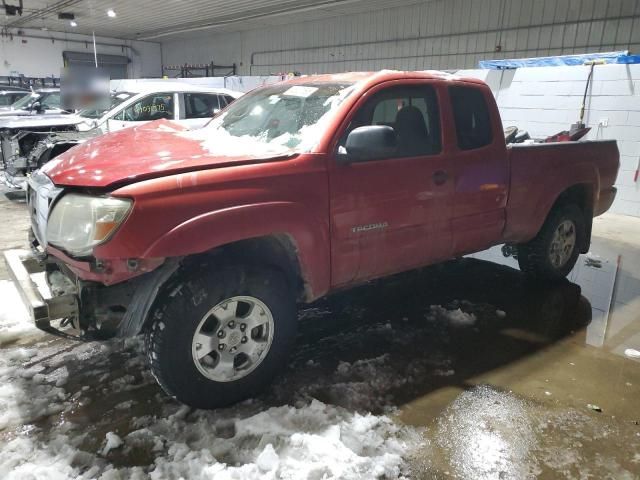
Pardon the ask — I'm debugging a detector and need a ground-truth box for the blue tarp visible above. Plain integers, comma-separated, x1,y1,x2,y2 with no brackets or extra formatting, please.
616,54,640,64
479,51,638,69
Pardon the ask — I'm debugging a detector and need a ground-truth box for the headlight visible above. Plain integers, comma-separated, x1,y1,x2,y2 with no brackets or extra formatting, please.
46,193,132,257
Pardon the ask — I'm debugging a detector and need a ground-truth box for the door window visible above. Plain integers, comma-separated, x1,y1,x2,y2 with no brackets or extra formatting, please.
117,94,175,121
41,93,61,110
344,85,441,158
221,95,235,106
0,94,17,106
184,93,220,119
449,86,493,150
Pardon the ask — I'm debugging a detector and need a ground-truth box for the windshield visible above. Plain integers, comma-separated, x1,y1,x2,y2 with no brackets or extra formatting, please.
78,92,135,119
183,82,355,156
11,92,39,110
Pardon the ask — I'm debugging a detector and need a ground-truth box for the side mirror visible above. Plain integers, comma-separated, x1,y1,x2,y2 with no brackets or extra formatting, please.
340,125,398,163
31,101,43,113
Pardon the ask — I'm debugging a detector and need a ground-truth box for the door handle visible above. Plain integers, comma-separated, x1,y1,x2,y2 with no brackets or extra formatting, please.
432,170,448,186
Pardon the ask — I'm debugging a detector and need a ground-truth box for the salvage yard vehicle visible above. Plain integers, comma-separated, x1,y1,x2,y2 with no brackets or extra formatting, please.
0,83,241,182
0,88,66,116
0,86,30,107
4,70,619,409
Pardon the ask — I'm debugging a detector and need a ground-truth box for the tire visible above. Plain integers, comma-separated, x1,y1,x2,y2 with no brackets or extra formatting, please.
145,265,297,409
517,203,585,281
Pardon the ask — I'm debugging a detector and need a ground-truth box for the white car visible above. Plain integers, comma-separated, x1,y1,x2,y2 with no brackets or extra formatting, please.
0,83,243,181
78,82,242,132
0,88,67,116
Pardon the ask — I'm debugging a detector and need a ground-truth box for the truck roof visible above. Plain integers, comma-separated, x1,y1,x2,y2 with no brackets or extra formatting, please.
283,70,487,88
113,82,243,97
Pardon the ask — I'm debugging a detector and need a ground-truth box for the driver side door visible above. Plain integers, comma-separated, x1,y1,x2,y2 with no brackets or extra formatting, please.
328,82,454,286
106,93,177,131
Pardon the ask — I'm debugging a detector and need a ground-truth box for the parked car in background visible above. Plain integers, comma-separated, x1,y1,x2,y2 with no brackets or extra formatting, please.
0,88,66,116
0,86,30,108
0,83,242,183
5,70,619,409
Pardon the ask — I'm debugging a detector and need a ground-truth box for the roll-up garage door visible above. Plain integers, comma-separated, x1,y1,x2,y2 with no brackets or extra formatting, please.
63,51,130,79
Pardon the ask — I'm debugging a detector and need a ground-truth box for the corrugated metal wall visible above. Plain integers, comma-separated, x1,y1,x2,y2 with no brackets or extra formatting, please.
161,0,640,75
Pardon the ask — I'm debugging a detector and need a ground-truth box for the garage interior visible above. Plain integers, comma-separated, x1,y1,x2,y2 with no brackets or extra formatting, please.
1,1,640,478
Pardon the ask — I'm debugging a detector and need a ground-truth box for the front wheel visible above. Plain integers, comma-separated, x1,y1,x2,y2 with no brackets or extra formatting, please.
145,266,297,409
517,204,586,280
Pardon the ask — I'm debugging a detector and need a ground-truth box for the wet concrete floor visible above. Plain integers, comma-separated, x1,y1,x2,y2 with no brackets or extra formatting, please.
0,186,638,478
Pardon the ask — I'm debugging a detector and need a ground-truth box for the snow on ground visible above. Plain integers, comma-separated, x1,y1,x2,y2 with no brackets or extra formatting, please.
1,283,480,479
0,281,39,347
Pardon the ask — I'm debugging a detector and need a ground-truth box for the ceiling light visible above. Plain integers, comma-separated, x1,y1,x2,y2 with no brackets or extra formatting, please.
107,9,116,18
70,20,77,27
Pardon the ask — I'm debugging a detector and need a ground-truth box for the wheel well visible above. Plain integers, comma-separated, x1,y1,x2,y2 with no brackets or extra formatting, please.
551,184,593,253
50,143,76,160
184,234,307,302
553,184,593,214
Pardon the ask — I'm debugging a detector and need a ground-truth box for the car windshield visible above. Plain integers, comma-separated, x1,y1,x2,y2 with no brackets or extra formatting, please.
11,92,39,110
183,82,355,156
78,92,135,119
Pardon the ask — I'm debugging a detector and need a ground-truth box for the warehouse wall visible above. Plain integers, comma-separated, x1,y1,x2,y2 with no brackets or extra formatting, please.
161,0,640,75
459,64,640,217
0,29,161,79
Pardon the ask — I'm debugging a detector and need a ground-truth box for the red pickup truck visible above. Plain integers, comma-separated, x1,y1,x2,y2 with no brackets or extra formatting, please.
5,71,619,408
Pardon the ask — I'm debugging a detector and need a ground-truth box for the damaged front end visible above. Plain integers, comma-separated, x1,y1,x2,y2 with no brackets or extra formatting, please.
0,128,95,187
3,243,179,341
4,169,179,341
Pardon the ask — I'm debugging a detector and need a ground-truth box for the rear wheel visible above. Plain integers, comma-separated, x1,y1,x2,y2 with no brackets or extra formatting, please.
517,204,585,280
145,266,297,409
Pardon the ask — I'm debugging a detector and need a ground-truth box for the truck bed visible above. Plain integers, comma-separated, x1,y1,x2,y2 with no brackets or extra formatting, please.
503,139,619,244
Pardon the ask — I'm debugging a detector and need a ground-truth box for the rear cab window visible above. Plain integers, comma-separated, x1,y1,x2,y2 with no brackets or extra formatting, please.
449,85,493,150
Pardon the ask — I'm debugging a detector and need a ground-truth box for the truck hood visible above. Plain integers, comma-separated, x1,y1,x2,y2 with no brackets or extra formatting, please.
42,120,295,188
0,114,84,130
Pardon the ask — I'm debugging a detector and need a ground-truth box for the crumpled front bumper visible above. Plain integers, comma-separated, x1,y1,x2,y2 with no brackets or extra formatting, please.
3,247,180,340
3,248,80,338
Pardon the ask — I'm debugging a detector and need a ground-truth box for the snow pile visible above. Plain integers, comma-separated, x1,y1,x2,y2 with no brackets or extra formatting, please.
1,435,86,480
140,400,418,480
0,281,69,430
0,281,40,347
0,397,420,479
427,305,477,327
0,362,68,430
101,432,124,456
180,127,294,158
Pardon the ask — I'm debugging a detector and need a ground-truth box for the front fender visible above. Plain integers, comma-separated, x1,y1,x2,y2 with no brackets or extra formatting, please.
143,201,330,300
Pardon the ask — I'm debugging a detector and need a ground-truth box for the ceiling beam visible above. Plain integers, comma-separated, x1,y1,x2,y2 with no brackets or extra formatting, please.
4,0,83,29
